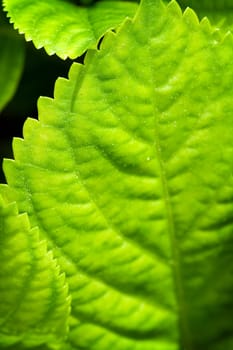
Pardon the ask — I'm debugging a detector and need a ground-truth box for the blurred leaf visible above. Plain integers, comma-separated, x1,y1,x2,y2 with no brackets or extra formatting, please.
0,12,25,113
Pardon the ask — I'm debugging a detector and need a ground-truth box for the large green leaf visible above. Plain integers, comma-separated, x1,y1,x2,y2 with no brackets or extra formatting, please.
0,191,71,348
3,0,138,59
0,12,25,112
2,0,233,349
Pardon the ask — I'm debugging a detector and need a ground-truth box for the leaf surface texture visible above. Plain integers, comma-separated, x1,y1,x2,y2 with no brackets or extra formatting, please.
2,0,233,349
3,0,138,59
0,193,70,348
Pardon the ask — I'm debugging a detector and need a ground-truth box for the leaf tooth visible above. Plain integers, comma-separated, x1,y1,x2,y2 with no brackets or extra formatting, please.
54,77,71,102
2,0,6,12
183,7,200,28
99,30,117,52
37,239,49,259
222,30,233,45
57,273,71,299
45,249,55,263
18,212,31,231
0,184,12,204
115,16,133,35
3,159,18,188
212,28,222,43
29,226,40,242
68,62,85,81
200,16,212,34
37,96,56,124
57,270,66,283
0,197,17,218
22,32,32,41
23,117,39,139
89,15,132,54
167,0,183,18
12,137,25,160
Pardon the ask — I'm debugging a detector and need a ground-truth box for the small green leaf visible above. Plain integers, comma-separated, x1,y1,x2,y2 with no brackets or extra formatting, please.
2,0,233,349
3,0,138,59
0,191,71,348
0,12,25,112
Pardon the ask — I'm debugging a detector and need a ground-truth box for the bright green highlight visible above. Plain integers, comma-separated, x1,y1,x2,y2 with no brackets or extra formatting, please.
3,0,138,59
1,0,233,349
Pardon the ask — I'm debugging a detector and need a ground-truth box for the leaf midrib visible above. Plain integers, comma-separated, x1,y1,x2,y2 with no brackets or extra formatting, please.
68,19,193,347
148,28,193,350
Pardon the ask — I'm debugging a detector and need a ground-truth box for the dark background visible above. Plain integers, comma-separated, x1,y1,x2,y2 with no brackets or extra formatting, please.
0,40,75,182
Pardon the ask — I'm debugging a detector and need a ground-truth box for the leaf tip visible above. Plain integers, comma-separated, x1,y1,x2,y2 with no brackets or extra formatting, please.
200,16,212,34
183,7,200,28
167,0,183,18
222,30,233,45
23,117,39,139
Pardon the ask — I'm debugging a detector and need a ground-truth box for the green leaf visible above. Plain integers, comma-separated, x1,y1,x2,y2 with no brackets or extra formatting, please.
177,0,233,31
0,12,25,112
0,191,71,348
3,0,138,59
2,0,233,349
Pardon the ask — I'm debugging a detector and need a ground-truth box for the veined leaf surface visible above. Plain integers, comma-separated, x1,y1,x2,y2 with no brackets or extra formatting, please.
0,13,25,112
3,0,138,59
0,193,71,348
2,0,233,349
